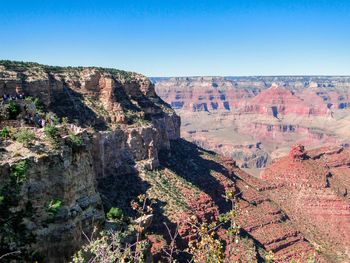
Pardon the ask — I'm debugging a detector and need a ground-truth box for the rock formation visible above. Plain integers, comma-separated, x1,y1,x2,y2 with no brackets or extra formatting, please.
261,145,350,261
155,76,350,174
289,144,307,161
0,61,180,262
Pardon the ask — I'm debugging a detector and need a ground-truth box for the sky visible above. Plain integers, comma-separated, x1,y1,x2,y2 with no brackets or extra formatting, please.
0,0,349,77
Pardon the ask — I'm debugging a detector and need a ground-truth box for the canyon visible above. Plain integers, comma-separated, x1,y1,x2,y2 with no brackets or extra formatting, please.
0,61,349,262
155,76,350,175
154,76,350,261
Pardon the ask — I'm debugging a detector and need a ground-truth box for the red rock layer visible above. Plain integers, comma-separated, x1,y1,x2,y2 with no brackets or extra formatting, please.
238,84,329,116
260,145,350,261
155,76,350,114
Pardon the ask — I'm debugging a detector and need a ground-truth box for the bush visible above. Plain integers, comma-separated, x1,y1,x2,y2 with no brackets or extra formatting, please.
107,207,124,221
7,101,19,119
47,199,62,216
72,229,150,263
44,125,58,140
66,132,84,153
10,160,28,184
68,132,83,147
0,127,10,139
32,98,43,111
14,129,35,147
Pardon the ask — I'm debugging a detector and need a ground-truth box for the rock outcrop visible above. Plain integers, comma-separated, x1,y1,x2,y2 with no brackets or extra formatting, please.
0,61,180,262
0,135,104,262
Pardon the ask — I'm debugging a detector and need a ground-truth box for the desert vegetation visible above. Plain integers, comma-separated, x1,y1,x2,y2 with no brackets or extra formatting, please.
71,189,243,263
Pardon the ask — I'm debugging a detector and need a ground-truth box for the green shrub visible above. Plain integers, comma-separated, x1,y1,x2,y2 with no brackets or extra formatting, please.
67,132,83,147
107,207,123,221
10,160,28,184
44,124,58,140
0,195,4,205
7,101,19,119
0,127,10,139
33,98,43,111
14,129,35,147
47,199,62,216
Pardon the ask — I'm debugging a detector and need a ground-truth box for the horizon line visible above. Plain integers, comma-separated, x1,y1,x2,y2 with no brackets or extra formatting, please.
150,75,350,78
1,59,349,78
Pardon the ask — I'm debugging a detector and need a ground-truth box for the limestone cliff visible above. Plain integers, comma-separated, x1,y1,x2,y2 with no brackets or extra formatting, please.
0,135,104,262
0,61,180,262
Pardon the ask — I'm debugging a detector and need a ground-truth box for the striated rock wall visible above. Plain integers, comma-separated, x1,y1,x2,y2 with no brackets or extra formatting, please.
0,137,105,262
0,61,180,165
0,62,179,131
155,76,350,171
260,145,350,261
155,76,350,114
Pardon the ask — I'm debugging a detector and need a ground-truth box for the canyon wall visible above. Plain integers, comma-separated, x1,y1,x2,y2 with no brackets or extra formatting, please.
0,136,105,261
155,76,350,175
0,61,180,262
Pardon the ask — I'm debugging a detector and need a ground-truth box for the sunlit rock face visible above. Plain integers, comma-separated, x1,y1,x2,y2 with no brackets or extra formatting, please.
260,145,350,261
155,76,350,174
0,62,180,262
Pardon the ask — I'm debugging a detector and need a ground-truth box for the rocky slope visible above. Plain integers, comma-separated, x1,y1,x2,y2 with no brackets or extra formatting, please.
260,145,350,261
155,76,350,174
153,140,323,262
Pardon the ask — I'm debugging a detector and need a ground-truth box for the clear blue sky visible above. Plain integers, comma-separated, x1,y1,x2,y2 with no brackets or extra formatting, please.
0,0,349,76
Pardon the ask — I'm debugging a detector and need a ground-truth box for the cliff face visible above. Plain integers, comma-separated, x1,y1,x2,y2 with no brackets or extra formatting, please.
0,136,104,262
0,61,180,262
0,62,180,132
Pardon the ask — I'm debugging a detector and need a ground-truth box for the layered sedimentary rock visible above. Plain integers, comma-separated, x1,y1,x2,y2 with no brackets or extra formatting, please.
260,145,350,261
154,76,350,113
0,61,180,262
239,84,330,116
155,76,350,173
0,135,105,262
